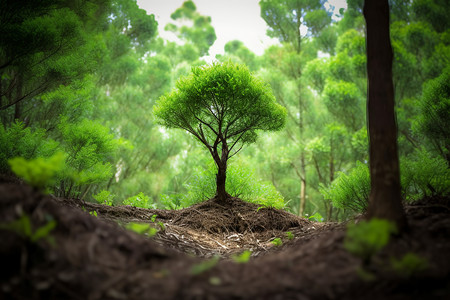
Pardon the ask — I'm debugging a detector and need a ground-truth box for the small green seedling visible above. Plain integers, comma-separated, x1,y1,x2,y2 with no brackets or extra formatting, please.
126,222,158,237
307,212,324,222
356,267,376,282
271,237,283,247
390,253,428,278
344,218,397,264
232,250,252,263
149,214,165,232
285,231,294,240
190,256,220,275
89,211,98,217
0,214,57,244
209,276,222,285
157,221,165,232
151,214,158,222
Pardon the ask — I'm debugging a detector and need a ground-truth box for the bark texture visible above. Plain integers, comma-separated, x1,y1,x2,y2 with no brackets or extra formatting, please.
364,0,407,229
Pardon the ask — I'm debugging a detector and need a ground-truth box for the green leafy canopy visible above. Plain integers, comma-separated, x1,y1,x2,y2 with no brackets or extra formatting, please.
153,61,286,156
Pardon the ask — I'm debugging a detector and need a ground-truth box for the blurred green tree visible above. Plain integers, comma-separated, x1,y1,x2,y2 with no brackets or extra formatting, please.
165,0,216,57
260,0,332,215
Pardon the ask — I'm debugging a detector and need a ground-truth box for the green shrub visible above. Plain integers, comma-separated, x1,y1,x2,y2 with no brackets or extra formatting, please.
416,68,449,150
0,121,59,173
123,192,155,209
320,161,370,213
344,219,397,264
164,159,285,209
320,148,449,214
159,193,183,210
8,152,65,190
55,118,124,198
401,148,450,201
93,190,115,206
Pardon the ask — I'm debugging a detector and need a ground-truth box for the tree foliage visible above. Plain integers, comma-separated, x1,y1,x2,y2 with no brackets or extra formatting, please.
154,61,286,200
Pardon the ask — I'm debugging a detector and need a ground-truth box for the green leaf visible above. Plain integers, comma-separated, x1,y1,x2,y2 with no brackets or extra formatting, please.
190,256,220,275
31,220,57,242
271,238,282,247
232,250,252,263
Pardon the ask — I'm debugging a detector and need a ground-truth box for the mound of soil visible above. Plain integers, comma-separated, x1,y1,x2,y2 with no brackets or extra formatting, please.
60,193,311,258
1,182,450,300
169,196,308,234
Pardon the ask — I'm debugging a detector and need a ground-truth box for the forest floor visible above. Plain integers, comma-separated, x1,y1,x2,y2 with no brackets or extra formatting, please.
1,180,450,299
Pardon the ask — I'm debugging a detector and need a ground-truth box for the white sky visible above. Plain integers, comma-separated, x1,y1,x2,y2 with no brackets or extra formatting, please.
136,0,347,62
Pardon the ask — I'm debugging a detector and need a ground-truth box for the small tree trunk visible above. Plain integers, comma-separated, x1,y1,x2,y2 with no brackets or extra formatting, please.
364,0,406,230
215,160,229,201
299,177,306,216
298,153,306,216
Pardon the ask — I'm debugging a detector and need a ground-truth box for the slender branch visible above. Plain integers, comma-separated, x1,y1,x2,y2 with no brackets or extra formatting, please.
228,144,244,160
198,123,212,148
198,94,219,121
277,94,300,127
0,78,51,111
312,157,325,184
185,102,219,136
290,162,304,181
229,130,247,153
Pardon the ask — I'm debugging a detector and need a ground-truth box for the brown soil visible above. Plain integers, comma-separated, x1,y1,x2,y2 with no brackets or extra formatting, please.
1,182,449,300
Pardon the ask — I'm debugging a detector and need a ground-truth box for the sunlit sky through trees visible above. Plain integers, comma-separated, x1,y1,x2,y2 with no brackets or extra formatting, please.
137,0,347,62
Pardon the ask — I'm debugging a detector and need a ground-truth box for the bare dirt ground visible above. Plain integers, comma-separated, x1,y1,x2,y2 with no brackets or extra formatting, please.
1,180,449,300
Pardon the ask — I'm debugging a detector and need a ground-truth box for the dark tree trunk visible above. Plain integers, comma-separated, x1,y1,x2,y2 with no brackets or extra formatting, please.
215,161,228,201
213,142,230,202
364,0,407,230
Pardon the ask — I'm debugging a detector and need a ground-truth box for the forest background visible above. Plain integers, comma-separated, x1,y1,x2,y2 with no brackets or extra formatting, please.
0,0,448,221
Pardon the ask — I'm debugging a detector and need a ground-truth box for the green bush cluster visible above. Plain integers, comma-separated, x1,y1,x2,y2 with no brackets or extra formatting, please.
321,148,449,214
124,192,156,209
93,190,115,206
8,152,65,190
1,119,124,199
401,148,450,200
0,121,58,174
320,161,370,213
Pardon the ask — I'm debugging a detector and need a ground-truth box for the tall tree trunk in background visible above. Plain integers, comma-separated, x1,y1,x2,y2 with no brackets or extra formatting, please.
298,76,307,217
364,0,407,230
299,155,306,216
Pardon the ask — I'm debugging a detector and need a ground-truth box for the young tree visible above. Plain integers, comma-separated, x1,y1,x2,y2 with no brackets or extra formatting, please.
364,0,406,229
154,62,286,202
